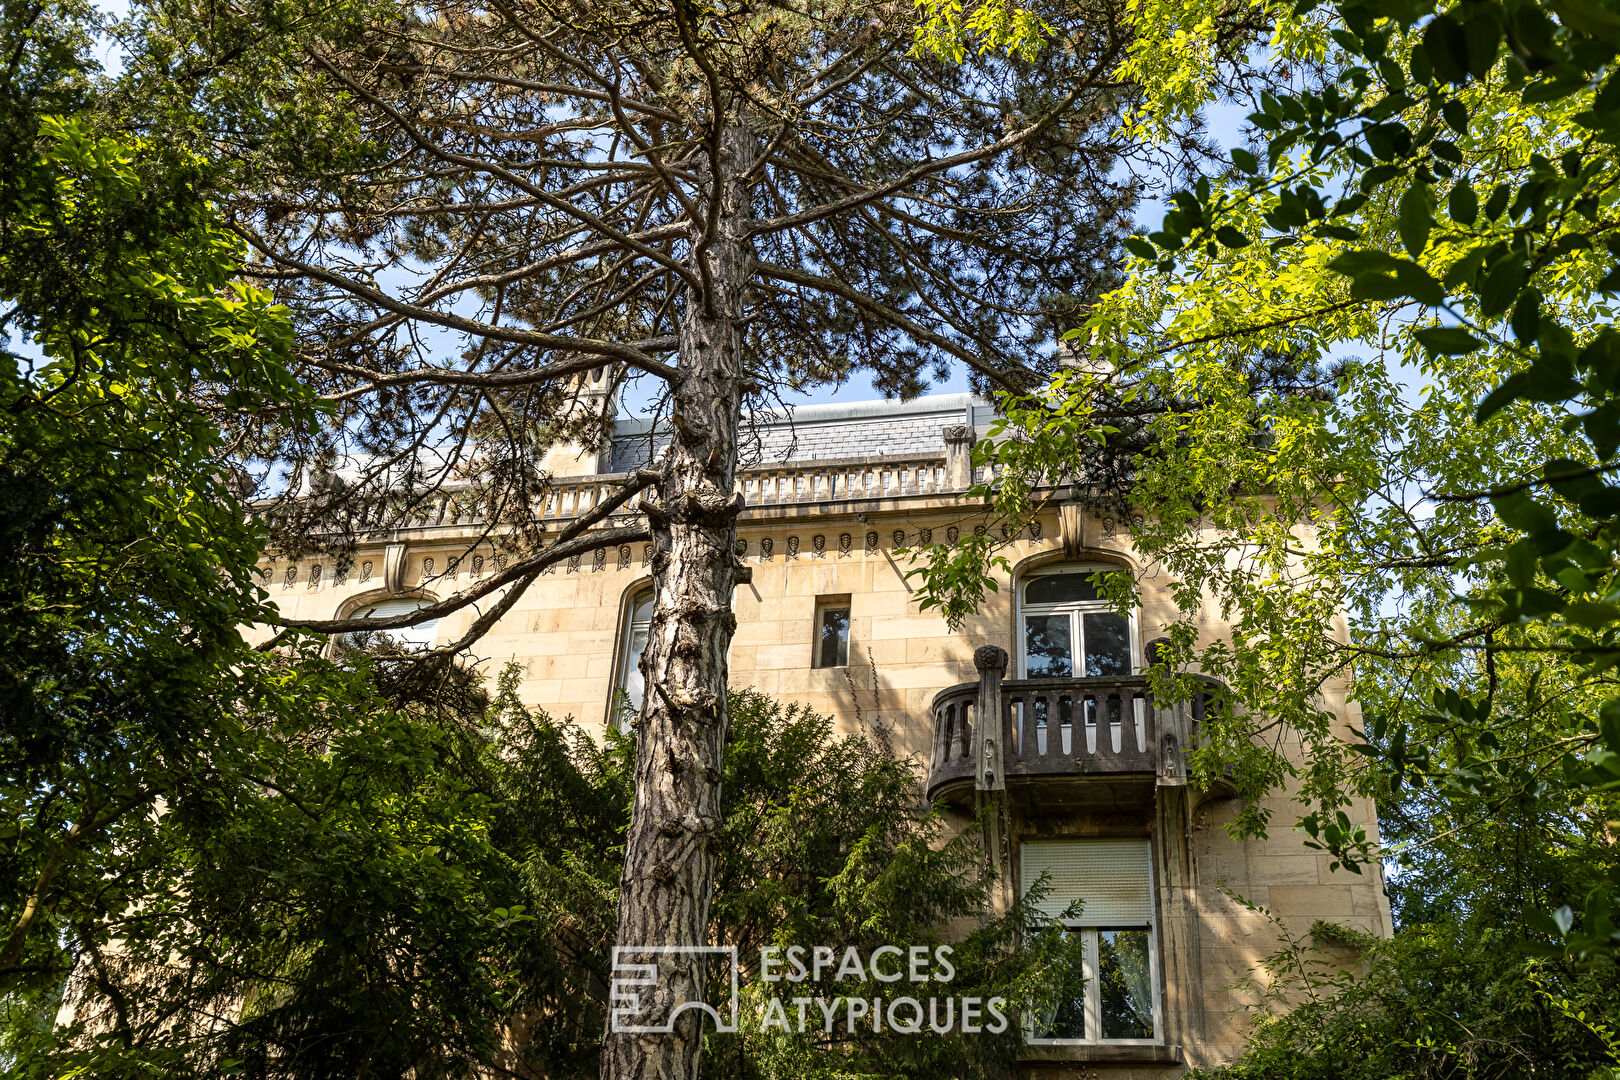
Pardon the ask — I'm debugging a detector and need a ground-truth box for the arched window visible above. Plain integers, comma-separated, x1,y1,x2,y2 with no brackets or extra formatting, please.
341,596,440,651
616,588,655,714
1018,567,1133,679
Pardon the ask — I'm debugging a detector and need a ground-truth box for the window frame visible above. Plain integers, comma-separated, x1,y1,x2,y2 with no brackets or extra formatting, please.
611,585,655,727
811,595,851,670
335,593,441,653
1021,838,1163,1047
1016,565,1139,681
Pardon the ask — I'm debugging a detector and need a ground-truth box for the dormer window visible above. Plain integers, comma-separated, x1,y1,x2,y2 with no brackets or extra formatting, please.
1019,567,1133,680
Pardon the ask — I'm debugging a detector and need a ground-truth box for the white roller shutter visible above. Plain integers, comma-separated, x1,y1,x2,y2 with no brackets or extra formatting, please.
1021,839,1153,924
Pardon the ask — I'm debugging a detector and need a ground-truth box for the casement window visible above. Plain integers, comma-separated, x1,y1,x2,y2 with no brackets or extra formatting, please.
341,597,439,651
615,588,655,716
1023,838,1159,1044
1018,567,1133,679
813,596,850,668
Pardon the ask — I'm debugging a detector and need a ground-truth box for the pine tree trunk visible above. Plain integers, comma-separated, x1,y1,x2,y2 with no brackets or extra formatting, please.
600,123,754,1080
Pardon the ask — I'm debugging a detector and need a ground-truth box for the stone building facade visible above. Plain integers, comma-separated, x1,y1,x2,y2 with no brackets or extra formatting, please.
257,389,1391,1077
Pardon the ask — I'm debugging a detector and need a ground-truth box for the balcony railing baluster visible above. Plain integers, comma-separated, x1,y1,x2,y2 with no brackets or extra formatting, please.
925,665,1225,802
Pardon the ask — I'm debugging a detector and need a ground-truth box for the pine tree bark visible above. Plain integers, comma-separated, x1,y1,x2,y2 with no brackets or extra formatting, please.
601,123,754,1080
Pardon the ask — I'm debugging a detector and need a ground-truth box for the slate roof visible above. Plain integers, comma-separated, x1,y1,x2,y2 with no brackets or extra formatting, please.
608,393,993,473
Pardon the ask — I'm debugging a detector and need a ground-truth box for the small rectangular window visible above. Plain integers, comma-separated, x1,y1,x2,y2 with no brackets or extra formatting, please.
814,598,850,668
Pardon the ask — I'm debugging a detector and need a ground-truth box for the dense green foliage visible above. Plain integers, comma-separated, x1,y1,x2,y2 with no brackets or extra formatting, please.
7,656,1080,1080
914,0,1620,948
0,0,307,1038
905,0,1620,1074
1192,922,1620,1079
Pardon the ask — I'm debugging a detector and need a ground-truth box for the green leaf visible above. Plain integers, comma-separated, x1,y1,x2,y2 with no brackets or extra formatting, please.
1122,236,1157,260
1448,179,1478,225
1441,98,1469,134
1422,15,1469,85
1231,147,1260,174
1476,371,1535,421
1398,183,1432,256
1478,260,1529,318
1463,12,1502,78
1413,326,1486,355
1492,492,1558,534
1511,289,1542,342
1552,0,1620,42
1216,225,1252,248
1485,183,1513,220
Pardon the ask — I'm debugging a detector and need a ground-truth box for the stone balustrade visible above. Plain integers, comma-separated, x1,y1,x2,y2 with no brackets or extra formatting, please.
925,646,1225,803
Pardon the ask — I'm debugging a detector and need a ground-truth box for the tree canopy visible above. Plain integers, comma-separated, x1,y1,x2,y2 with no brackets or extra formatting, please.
911,0,1620,976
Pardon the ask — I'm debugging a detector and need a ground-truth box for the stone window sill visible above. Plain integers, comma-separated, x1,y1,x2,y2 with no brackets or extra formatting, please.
1020,1043,1183,1066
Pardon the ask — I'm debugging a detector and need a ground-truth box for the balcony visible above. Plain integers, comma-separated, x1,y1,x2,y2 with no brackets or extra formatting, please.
925,646,1224,805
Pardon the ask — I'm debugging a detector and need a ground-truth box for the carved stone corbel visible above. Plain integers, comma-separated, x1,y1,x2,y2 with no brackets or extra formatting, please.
383,540,409,595
973,645,1008,792
1059,503,1085,558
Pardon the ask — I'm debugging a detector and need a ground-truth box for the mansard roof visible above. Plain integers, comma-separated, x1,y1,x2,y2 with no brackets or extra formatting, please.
608,392,995,472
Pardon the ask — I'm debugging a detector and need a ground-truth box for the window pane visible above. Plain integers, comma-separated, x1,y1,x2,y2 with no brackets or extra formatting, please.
631,590,655,622
1035,929,1086,1039
817,607,849,668
344,598,438,650
621,624,649,711
1098,930,1154,1039
1025,571,1101,605
1082,613,1130,676
1023,614,1072,677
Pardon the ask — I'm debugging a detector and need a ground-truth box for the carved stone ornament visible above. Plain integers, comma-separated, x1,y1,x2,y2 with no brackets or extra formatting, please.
421,557,435,581
470,555,484,577
495,553,508,571
946,526,959,547
919,527,932,544
1102,517,1117,539
592,547,607,572
383,540,408,595
838,533,851,557
786,535,800,559
865,531,878,554
893,529,906,548
446,556,459,576
1059,503,1085,559
282,566,297,588
360,561,374,583
1001,523,1017,541
567,554,581,573
308,564,322,588
760,537,774,560
1028,520,1042,541
643,544,655,566
618,545,632,570
812,534,826,558
973,644,1009,676
334,563,349,587
735,538,748,557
